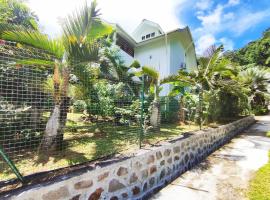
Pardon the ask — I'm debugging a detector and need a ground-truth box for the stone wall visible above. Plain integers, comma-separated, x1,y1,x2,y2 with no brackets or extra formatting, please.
4,116,255,200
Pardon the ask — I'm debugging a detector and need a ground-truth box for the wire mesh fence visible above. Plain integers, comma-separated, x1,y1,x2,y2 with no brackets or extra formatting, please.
0,41,198,181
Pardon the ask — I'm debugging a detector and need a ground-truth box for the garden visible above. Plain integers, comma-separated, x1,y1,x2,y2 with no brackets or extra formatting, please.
0,0,269,185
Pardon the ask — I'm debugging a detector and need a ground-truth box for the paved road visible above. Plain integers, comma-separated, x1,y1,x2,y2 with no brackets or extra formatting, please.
150,115,270,200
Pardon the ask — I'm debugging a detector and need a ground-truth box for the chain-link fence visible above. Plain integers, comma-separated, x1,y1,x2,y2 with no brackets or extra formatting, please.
0,41,198,182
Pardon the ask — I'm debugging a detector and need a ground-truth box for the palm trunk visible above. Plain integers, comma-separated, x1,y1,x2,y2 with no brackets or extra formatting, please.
39,64,70,151
39,104,60,151
198,90,203,130
179,96,185,124
150,84,161,131
56,96,70,150
55,67,70,150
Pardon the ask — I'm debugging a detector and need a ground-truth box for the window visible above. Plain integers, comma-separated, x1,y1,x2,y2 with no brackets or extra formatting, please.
146,34,150,39
142,36,145,40
151,32,155,37
158,30,162,34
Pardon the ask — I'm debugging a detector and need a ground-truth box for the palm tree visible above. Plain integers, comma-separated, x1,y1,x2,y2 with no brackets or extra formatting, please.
0,1,113,150
99,41,141,96
163,45,235,128
136,65,162,131
237,66,270,113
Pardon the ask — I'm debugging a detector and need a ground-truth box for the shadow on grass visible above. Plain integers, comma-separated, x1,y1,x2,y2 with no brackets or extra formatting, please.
0,122,196,181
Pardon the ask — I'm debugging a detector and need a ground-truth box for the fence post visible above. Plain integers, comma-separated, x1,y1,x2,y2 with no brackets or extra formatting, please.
0,145,24,183
139,75,145,149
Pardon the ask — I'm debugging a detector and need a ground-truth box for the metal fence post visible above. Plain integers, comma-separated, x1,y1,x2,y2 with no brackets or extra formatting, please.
139,75,145,149
0,145,24,183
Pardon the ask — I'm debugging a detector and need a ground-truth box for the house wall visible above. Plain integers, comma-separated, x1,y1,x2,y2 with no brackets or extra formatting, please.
119,49,134,66
5,116,255,200
169,36,185,74
133,26,161,43
134,38,171,96
185,45,197,72
134,39,169,79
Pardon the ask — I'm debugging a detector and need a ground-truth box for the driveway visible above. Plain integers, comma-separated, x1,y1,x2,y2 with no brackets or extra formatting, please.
150,115,270,200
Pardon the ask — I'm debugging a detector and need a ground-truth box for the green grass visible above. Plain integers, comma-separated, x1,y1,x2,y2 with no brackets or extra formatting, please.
0,112,200,181
248,151,270,200
266,131,270,137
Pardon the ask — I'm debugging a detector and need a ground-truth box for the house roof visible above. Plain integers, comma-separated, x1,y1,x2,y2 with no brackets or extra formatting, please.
136,26,195,49
132,19,165,37
106,19,195,49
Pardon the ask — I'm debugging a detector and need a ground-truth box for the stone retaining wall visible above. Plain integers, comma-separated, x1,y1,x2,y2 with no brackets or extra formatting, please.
4,116,255,200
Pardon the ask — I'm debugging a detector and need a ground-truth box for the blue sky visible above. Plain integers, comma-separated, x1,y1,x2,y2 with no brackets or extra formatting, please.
27,0,270,54
179,0,270,53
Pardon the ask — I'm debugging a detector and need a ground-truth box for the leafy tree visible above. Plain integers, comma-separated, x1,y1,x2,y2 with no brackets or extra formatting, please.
99,39,140,95
237,65,270,114
226,28,270,67
0,0,38,30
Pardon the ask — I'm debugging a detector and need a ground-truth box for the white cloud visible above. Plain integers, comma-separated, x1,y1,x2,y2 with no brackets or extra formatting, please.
196,34,216,55
193,0,270,53
232,9,270,36
219,37,234,50
195,0,213,11
27,0,186,38
227,0,240,6
197,5,223,33
223,12,234,20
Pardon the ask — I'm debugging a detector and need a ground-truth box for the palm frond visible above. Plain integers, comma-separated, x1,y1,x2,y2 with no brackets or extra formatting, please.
141,66,159,79
14,58,55,67
0,28,64,59
130,60,141,69
62,1,113,44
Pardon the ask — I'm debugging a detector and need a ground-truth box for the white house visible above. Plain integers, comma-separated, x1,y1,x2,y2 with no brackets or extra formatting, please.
112,19,197,95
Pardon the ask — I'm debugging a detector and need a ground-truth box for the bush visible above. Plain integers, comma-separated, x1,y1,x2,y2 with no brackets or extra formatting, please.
160,96,179,123
73,100,86,113
252,105,268,115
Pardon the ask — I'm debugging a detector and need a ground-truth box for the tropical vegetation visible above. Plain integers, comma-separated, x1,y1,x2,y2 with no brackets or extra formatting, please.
0,0,269,182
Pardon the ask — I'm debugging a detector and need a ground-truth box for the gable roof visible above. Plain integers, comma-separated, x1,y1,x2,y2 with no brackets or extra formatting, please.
107,19,195,49
136,26,195,48
132,19,165,37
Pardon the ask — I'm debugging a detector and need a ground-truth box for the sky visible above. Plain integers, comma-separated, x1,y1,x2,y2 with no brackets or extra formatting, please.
26,0,270,54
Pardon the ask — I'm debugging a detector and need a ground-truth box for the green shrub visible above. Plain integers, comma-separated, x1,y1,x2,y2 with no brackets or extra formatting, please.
252,105,268,115
73,100,87,113
160,96,179,123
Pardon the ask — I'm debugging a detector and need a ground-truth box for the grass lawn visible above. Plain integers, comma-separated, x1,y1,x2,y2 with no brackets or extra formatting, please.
266,131,270,137
0,112,200,181
248,151,270,200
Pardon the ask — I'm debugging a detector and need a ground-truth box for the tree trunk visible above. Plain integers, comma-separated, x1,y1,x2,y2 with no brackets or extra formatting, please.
38,63,70,151
55,96,70,150
150,100,160,132
39,104,60,151
198,90,203,130
179,96,185,124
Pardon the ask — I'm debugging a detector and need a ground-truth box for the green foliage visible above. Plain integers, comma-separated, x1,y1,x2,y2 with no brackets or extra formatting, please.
0,26,65,59
248,152,270,200
266,131,270,137
237,66,270,114
114,99,141,125
226,28,270,67
160,97,179,123
0,0,39,30
73,100,87,113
